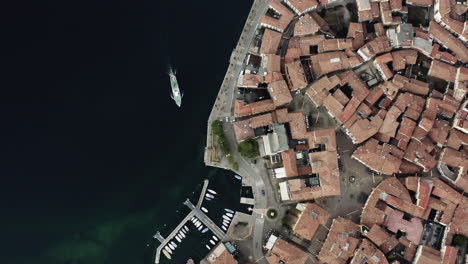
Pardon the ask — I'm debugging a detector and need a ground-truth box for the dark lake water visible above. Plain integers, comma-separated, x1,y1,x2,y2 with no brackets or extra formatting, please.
0,1,252,263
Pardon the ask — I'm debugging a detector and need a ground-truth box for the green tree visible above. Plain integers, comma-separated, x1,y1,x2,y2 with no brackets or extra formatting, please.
238,138,259,158
211,120,224,136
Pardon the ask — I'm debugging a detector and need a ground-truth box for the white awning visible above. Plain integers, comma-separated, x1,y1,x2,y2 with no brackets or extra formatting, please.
279,182,290,201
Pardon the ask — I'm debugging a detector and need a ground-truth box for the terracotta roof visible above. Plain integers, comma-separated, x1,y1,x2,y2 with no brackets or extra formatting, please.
428,59,457,83
275,108,291,124
281,149,299,177
266,238,308,264
361,177,413,227
318,38,354,53
378,105,402,139
413,246,441,264
442,246,458,264
293,203,330,240
384,207,424,244
285,60,308,91
233,120,255,142
264,54,281,73
211,247,238,264
268,79,293,107
348,115,384,144
445,129,468,150
366,224,399,253
288,112,307,139
234,99,276,117
357,36,392,61
352,138,403,174
261,0,295,32
294,13,320,36
310,12,330,32
283,0,319,15
250,113,275,129
350,239,389,264
260,29,282,54
309,51,361,77
299,34,326,55
391,50,418,71
305,75,341,106
429,20,468,63
319,217,361,264
404,139,437,172
407,0,433,6
290,150,340,199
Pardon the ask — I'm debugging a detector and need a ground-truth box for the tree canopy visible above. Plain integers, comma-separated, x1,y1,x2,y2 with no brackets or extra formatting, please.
238,138,259,158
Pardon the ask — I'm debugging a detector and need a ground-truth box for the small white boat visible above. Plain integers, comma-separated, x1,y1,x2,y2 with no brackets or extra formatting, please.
162,249,172,260
208,189,217,195
175,236,181,243
206,245,211,250
226,213,233,218
184,226,189,232
234,175,242,180
223,223,228,228
201,227,209,233
171,241,177,248
222,215,230,221
225,209,234,214
179,232,186,238
206,193,215,199
221,226,227,231
223,220,230,225
164,246,173,254
205,197,211,201
195,222,201,228
210,240,216,245
213,236,218,241
191,216,195,221
168,244,175,250
198,225,203,231
201,207,208,213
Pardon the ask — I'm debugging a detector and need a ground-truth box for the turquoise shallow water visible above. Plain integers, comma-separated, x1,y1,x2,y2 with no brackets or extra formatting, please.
0,1,252,263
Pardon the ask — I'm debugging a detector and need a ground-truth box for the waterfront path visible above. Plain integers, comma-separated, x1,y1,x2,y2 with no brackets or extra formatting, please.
203,1,272,264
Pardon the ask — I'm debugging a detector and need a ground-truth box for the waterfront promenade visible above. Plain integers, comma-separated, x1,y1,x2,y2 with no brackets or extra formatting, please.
204,0,271,170
203,1,273,264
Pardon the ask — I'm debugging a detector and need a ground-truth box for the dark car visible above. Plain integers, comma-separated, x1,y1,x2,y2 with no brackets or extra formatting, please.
261,189,265,196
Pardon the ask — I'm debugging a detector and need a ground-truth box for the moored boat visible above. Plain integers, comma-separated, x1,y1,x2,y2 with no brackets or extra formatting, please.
162,249,172,260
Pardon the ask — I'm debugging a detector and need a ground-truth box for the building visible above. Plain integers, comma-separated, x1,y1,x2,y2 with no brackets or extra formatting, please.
318,217,361,264
206,243,238,264
265,235,309,264
292,203,330,241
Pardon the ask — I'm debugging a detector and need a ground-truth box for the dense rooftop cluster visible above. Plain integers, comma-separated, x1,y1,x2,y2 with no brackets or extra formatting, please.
225,0,468,263
233,0,468,201
263,176,468,264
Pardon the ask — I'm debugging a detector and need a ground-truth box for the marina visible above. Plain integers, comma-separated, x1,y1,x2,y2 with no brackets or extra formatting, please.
154,180,226,263
153,174,251,263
